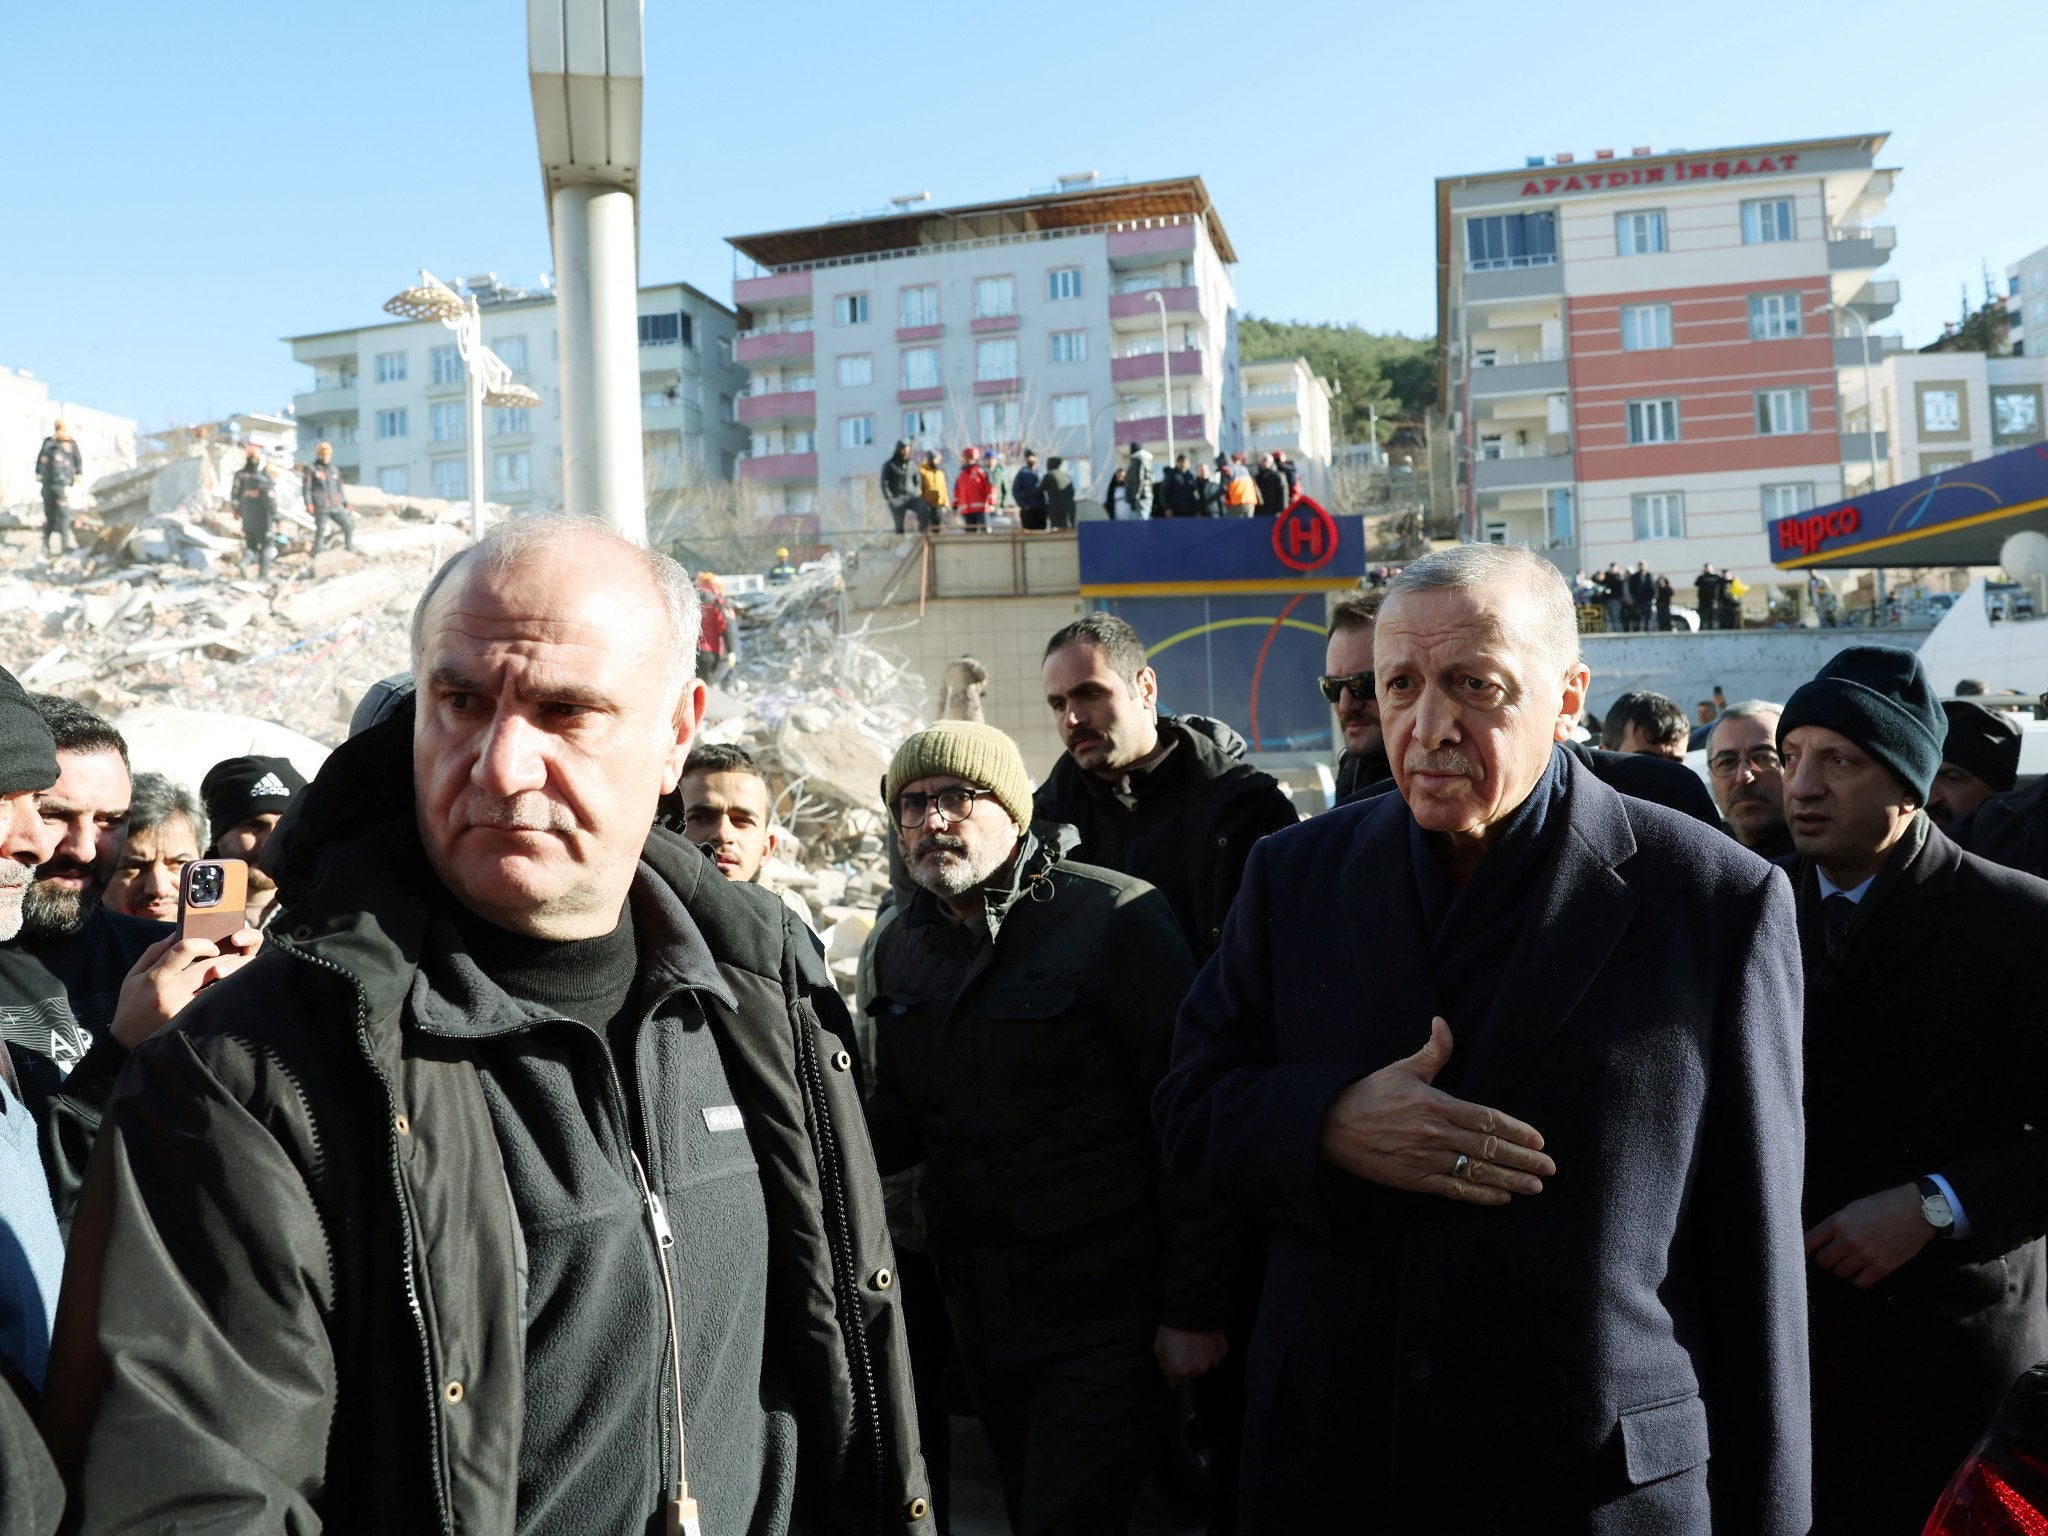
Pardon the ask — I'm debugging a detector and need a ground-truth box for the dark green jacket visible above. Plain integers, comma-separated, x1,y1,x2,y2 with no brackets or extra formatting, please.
865,830,1231,1339
49,715,930,1536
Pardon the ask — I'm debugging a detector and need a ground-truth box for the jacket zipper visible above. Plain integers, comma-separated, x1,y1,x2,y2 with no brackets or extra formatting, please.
630,1149,701,1536
284,942,456,1536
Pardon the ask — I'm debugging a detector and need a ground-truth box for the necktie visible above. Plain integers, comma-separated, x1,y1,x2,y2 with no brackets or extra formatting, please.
1821,892,1858,953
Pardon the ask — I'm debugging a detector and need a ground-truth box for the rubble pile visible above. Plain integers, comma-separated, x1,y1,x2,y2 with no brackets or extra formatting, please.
1,455,479,744
695,553,930,963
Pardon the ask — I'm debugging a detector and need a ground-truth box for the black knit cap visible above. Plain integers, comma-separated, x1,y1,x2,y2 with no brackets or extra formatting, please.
1941,699,2022,793
1777,645,1944,801
200,754,308,840
0,665,59,797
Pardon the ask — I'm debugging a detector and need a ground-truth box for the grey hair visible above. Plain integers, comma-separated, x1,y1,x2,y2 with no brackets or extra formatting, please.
1715,698,1783,725
1383,543,1581,675
409,513,700,702
126,771,208,853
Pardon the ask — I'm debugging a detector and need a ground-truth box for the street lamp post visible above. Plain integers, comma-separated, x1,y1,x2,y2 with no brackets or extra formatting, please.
1148,290,1174,474
1813,299,1885,613
384,270,543,542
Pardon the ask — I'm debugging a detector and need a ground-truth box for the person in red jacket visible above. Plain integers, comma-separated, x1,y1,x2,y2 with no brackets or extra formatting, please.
953,446,994,533
695,571,737,682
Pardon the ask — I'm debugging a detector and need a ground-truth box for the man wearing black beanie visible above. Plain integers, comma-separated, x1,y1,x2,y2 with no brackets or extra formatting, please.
1779,644,2048,1534
1928,699,2022,830
199,754,307,929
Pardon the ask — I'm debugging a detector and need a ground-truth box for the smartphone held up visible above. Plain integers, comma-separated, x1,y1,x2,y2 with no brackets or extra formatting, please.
178,858,250,945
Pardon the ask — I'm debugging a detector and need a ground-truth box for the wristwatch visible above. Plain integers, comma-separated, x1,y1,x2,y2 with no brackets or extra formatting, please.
1915,1176,1956,1233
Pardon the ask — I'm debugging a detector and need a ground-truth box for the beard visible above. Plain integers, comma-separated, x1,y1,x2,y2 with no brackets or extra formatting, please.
906,830,1011,899
21,865,100,941
0,862,29,943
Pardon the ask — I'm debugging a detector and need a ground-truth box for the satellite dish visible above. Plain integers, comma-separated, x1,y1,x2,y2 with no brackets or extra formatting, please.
2000,530,2048,582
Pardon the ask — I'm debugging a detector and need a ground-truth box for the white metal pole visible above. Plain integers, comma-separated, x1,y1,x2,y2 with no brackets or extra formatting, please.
1150,291,1174,474
554,183,647,545
463,296,487,542
1849,305,1885,613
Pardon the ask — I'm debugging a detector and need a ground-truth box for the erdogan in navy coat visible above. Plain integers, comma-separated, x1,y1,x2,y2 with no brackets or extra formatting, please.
1155,544,1810,1534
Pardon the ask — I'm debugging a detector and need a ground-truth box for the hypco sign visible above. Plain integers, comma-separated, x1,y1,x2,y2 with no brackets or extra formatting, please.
1776,504,1862,558
1521,152,1800,198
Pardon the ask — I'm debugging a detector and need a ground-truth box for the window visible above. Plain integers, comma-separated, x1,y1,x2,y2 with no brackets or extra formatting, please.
1545,488,1575,547
1757,388,1810,436
429,345,462,385
492,406,530,435
1619,304,1672,351
1762,484,1815,524
1047,267,1082,301
1626,399,1679,444
1632,491,1684,540
899,284,939,328
836,353,873,388
1994,389,2042,439
432,459,468,500
2034,269,2045,291
2035,299,2048,327
638,312,682,346
900,347,940,390
1052,393,1089,428
1922,388,1962,434
978,399,1020,441
1464,210,1557,271
839,415,874,450
1741,199,1795,244
976,338,1018,382
903,408,942,443
377,466,409,494
1049,330,1087,364
429,403,465,442
374,351,407,384
1748,293,1804,340
375,408,408,440
720,394,736,424
494,335,528,374
494,451,531,492
791,430,818,452
642,388,673,409
973,276,1016,319
833,293,870,326
1616,210,1666,255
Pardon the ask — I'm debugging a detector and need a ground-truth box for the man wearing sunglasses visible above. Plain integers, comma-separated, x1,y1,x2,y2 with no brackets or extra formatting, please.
1705,701,1793,860
1324,592,1388,803
864,722,1230,1536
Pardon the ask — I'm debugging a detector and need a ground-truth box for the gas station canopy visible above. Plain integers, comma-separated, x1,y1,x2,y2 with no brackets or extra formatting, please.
1770,441,2048,570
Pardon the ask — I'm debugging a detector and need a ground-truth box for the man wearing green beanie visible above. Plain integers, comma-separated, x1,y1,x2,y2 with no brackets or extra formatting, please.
866,720,1232,1536
1780,643,2048,1533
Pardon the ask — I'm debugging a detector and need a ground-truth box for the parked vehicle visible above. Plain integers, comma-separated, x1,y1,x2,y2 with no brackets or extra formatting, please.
1922,1359,2048,1533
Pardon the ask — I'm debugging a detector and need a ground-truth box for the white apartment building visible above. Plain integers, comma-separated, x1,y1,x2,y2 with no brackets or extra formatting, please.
1240,357,1335,497
1839,348,2048,487
0,365,136,508
1438,133,1900,597
725,176,1243,518
284,275,748,513
2007,242,2048,356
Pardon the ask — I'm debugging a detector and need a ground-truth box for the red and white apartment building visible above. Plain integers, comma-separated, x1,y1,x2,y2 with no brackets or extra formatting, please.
1437,133,1899,605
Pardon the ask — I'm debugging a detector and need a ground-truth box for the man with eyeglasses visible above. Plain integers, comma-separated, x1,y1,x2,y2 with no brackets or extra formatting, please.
865,722,1230,1536
1706,700,1793,860
1778,646,2048,1533
1324,591,1388,803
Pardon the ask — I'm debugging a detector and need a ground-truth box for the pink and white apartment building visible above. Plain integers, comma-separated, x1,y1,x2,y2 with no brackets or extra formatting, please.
1437,133,1900,597
725,176,1244,518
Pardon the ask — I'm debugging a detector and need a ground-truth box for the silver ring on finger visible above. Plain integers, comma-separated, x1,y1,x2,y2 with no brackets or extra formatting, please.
1452,1153,1471,1181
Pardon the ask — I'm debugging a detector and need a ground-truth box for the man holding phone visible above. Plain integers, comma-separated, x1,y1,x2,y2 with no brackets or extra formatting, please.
197,754,305,931
50,515,928,1534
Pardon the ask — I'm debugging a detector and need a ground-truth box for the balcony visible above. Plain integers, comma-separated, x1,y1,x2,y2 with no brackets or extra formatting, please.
1111,349,1204,385
1839,431,1889,465
1833,333,1904,369
1115,413,1208,448
896,324,943,342
1471,449,1573,491
1468,353,1568,398
735,329,815,365
973,376,1021,396
295,384,358,416
897,386,944,405
1464,263,1565,304
738,451,818,484
1843,278,1900,323
734,270,813,308
1107,222,1197,265
1827,225,1897,273
970,313,1019,334
1109,286,1202,324
737,390,816,426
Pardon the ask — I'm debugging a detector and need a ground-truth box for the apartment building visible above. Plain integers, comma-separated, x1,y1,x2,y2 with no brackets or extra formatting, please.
284,275,748,512
2007,242,2048,356
1437,133,1899,596
725,175,1243,518
1839,348,2048,487
0,365,136,508
1240,357,1335,497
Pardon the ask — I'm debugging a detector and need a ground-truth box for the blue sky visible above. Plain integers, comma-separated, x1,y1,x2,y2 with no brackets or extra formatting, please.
1,0,2033,430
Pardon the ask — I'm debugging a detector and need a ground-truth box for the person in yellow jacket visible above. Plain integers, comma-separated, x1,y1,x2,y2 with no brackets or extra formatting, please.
917,450,949,526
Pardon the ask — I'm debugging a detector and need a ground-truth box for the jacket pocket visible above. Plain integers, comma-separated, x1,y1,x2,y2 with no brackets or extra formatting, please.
983,985,1088,1091
1618,1392,1709,1486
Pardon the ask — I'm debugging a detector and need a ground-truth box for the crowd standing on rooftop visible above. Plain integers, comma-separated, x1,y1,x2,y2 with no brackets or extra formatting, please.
3,508,2048,1534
